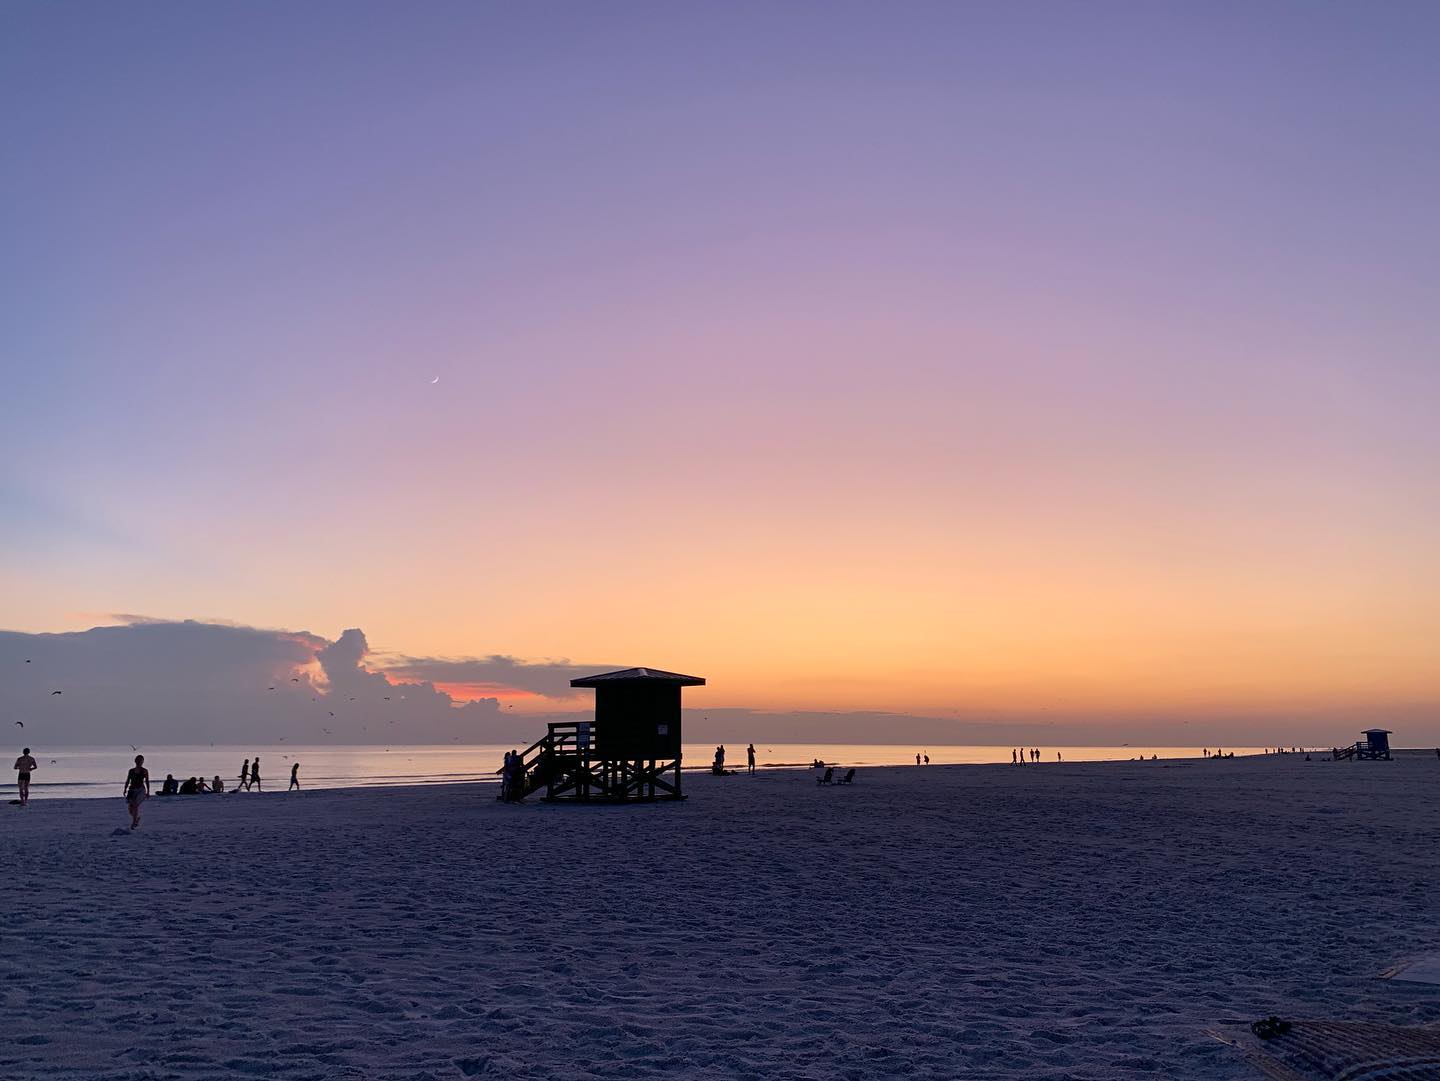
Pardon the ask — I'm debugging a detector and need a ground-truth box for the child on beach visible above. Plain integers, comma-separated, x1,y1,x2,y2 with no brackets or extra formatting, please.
13,747,36,806
123,754,149,830
289,762,300,791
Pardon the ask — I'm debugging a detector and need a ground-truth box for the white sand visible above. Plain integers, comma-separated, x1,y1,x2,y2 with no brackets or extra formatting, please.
3,753,1438,1079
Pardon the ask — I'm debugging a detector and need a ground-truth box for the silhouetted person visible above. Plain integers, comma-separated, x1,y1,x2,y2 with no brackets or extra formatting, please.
915,753,921,766
13,747,36,806
289,762,300,791
161,773,178,795
1032,748,1039,762
1011,749,1017,765
238,758,250,792
124,754,149,830
179,776,198,795
923,753,930,765
1056,751,1062,762
212,775,225,793
249,757,261,792
196,776,210,793
747,744,756,774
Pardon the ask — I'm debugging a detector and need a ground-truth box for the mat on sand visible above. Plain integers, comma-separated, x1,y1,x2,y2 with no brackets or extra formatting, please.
1211,1019,1440,1081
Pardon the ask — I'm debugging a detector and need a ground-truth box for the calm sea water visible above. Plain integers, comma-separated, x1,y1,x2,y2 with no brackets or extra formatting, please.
2,744,1272,801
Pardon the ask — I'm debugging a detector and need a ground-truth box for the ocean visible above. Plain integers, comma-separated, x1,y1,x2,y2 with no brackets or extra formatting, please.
4,743,1272,800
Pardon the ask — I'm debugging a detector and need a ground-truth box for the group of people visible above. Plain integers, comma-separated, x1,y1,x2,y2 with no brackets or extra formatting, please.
1202,748,1235,759
711,744,757,775
498,749,526,801
158,773,227,795
1011,748,1053,763
121,755,301,829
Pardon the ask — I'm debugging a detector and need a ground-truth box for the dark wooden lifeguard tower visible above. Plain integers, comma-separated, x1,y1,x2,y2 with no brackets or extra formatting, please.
1333,728,1394,761
511,667,704,802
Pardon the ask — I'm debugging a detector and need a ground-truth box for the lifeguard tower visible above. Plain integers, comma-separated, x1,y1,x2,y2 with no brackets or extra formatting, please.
510,667,704,802
1333,728,1393,761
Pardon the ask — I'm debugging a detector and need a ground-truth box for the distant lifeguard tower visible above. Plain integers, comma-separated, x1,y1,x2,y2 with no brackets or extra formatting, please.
510,667,704,801
1333,728,1393,761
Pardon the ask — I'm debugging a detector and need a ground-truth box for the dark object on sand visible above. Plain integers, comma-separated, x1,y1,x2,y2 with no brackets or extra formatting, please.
836,768,856,785
817,767,834,785
1252,1017,1292,1040
505,667,705,802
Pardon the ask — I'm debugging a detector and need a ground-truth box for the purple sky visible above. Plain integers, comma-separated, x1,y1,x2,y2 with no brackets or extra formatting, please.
2,4,1437,738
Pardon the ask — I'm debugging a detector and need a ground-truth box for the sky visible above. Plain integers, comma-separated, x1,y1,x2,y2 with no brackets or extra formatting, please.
2,3,1437,743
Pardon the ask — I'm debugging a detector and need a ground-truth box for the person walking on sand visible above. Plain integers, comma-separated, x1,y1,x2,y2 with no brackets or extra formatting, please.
13,747,37,806
1057,751,1063,762
289,761,300,791
249,757,261,792
238,758,250,792
123,754,149,830
747,744,756,774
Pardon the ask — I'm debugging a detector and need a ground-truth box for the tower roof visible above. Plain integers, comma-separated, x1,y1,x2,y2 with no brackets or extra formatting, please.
570,667,706,688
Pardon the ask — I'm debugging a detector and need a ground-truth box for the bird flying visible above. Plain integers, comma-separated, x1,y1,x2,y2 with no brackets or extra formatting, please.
50,690,61,695
13,721,22,728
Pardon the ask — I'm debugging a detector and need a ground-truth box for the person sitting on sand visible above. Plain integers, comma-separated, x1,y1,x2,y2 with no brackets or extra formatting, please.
196,776,210,793
13,747,37,806
123,754,149,830
212,775,224,793
179,776,198,795
160,774,178,795
238,758,250,792
249,758,262,792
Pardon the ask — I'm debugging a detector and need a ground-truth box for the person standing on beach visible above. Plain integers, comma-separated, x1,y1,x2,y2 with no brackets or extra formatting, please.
1057,751,1062,762
915,752,921,765
13,748,37,806
289,761,300,791
747,744,756,774
238,758,250,791
123,754,149,830
249,757,262,792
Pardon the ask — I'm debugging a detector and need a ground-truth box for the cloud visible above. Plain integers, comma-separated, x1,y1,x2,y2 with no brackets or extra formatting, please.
372,654,608,699
0,619,536,746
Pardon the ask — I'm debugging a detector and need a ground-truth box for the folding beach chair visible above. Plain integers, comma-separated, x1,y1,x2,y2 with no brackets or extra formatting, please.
835,768,856,784
817,767,834,785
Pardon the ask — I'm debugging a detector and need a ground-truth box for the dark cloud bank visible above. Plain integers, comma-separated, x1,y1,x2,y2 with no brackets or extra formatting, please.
1,618,1429,747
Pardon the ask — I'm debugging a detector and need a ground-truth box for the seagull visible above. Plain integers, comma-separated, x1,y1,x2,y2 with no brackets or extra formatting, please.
328,712,335,717
383,697,390,701
25,659,30,663
13,721,22,728
430,376,440,384
268,687,275,691
50,690,62,695
50,759,56,764
291,678,300,683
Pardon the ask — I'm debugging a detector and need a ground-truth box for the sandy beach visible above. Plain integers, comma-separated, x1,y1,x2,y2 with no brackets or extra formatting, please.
4,753,1438,1080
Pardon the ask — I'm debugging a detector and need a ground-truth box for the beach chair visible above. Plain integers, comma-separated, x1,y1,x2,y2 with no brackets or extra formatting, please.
817,767,834,785
836,768,856,785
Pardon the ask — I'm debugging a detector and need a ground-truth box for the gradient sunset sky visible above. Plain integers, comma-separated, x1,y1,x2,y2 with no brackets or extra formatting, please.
3,3,1437,728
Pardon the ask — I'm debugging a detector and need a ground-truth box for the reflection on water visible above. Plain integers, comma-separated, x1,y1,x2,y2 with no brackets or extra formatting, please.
3,744,1273,800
